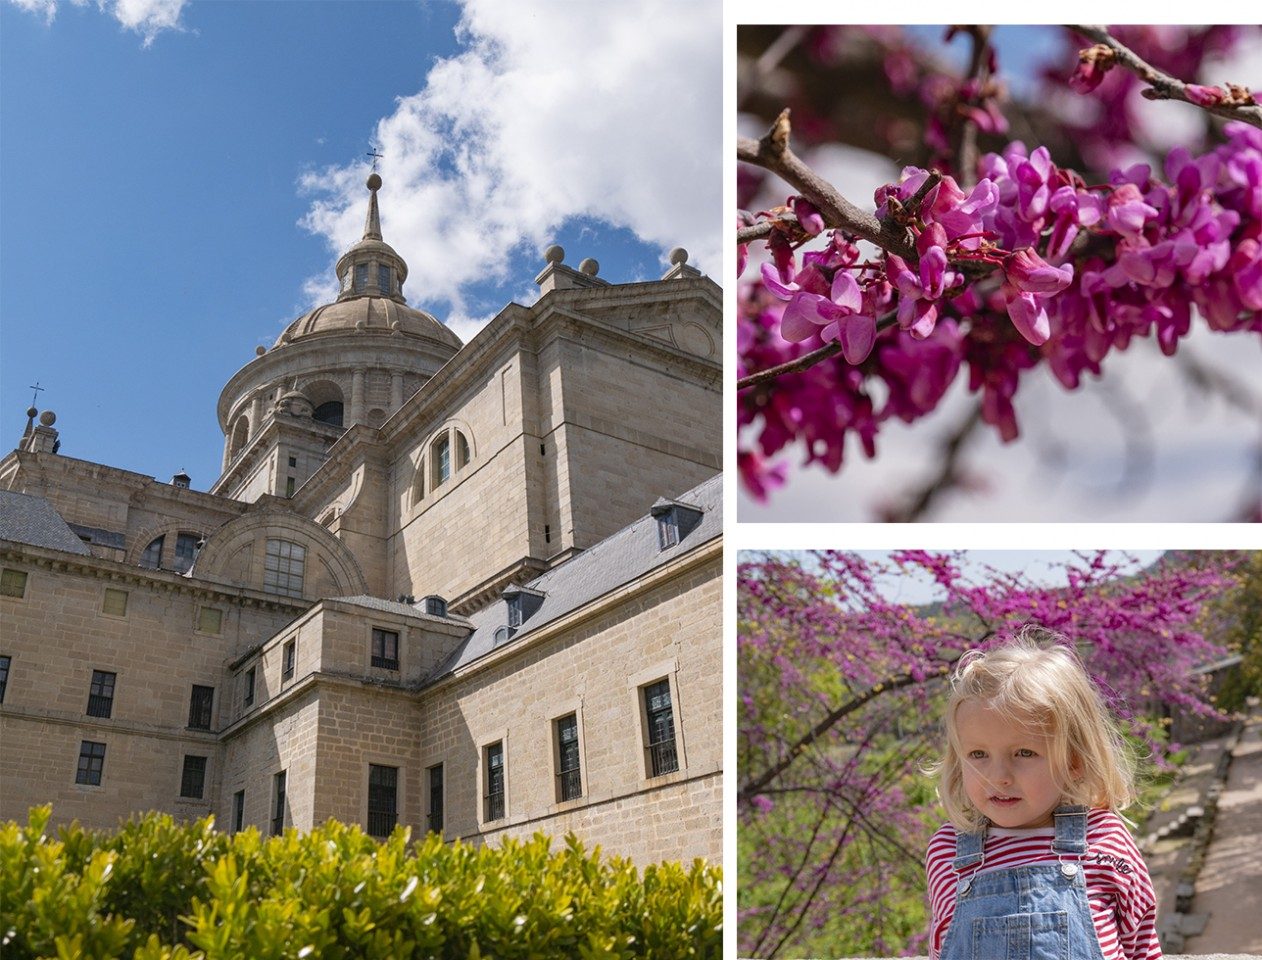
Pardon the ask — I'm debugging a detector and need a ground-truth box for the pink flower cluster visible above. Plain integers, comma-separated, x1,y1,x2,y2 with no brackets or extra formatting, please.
739,125,1262,497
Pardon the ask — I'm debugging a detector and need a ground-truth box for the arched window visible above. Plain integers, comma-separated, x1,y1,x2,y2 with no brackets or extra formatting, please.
173,532,202,574
140,536,164,569
229,416,250,460
313,401,344,427
263,539,306,598
431,434,451,489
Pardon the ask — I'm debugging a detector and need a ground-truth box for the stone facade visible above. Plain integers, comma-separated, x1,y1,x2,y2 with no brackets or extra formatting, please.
0,180,722,867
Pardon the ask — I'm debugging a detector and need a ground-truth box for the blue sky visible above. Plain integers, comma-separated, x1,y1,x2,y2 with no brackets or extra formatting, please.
1,0,720,488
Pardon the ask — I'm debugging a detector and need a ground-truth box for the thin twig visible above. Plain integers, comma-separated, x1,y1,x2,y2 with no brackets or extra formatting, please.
736,221,775,245
1069,25,1262,129
956,26,993,186
884,401,983,522
737,311,900,391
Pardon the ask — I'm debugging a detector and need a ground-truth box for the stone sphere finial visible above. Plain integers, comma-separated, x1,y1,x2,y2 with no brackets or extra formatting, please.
579,258,599,276
26,406,38,419
544,244,565,265
39,410,56,426
367,173,382,192
255,345,266,356
669,247,689,265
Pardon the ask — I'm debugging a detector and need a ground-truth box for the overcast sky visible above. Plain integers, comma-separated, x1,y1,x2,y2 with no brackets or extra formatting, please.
1,0,720,488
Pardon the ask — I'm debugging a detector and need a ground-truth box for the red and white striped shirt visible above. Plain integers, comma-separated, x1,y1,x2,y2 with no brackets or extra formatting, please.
926,808,1162,960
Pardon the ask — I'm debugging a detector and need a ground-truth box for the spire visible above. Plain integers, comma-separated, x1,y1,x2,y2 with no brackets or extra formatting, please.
332,173,409,303
363,172,383,241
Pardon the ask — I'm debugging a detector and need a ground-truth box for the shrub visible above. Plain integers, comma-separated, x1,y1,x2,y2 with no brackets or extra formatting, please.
0,807,721,959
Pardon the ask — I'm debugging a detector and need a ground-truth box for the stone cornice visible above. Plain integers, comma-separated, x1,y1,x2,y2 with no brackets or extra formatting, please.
0,705,221,745
0,539,309,613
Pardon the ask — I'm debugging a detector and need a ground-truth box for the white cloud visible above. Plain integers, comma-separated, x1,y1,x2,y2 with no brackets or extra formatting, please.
6,0,186,44
298,0,721,332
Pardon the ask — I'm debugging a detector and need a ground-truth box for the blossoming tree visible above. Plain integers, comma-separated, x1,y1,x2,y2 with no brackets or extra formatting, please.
737,26,1261,520
737,550,1244,958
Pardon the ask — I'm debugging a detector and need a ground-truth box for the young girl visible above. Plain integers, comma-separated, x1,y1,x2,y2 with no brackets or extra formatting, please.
926,633,1163,960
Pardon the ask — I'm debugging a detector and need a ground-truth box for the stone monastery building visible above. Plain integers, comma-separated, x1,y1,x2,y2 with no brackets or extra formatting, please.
0,175,722,865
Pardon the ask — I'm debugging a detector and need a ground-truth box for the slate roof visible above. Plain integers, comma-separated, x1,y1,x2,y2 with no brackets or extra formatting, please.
429,472,722,680
329,594,470,624
0,491,92,556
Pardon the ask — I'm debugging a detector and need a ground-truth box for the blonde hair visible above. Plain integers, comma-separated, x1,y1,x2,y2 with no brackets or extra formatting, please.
936,628,1137,832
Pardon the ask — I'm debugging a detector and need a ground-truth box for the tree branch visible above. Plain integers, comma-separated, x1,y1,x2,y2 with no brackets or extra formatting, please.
738,109,919,258
736,311,900,392
738,661,955,804
737,221,775,245
882,401,983,521
1069,25,1262,129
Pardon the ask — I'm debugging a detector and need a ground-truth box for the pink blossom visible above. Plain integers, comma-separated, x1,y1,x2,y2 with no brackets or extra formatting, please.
1185,83,1224,106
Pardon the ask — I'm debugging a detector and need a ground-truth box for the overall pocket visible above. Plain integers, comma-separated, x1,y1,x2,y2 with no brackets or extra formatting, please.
969,910,1068,960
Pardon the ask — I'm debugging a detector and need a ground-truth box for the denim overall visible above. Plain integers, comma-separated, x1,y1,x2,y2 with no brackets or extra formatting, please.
939,805,1107,960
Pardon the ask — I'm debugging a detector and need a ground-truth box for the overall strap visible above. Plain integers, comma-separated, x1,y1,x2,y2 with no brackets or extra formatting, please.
952,825,987,870
1051,804,1089,855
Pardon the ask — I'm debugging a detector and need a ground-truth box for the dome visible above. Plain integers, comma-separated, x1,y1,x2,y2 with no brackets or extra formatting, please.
276,296,461,349
273,173,462,352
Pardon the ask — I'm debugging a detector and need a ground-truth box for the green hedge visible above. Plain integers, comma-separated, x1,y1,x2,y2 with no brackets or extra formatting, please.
0,807,721,959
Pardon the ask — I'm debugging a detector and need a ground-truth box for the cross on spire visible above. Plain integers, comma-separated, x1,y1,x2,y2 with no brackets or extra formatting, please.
366,149,384,172
28,382,44,407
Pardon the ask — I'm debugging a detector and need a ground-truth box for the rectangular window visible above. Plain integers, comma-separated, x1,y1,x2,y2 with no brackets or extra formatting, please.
76,740,106,785
367,764,399,838
287,456,297,468
657,511,680,550
262,539,305,598
643,679,679,777
285,476,296,498
188,685,214,730
0,655,10,703
197,606,222,635
180,755,207,799
282,639,296,681
0,568,28,599
378,264,392,293
556,713,582,802
272,771,287,835
233,789,245,832
243,667,256,708
102,588,128,617
86,670,116,719
371,628,399,670
484,742,505,822
427,763,444,833
354,262,368,292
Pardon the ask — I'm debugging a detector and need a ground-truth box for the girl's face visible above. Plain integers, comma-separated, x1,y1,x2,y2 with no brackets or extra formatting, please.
956,699,1064,829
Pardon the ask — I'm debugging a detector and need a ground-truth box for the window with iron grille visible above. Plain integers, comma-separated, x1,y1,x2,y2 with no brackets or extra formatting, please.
188,685,214,730
555,713,582,802
1,568,28,598
232,790,245,832
484,742,505,822
262,539,305,598
76,741,106,785
173,533,200,574
0,655,10,703
282,640,296,681
271,771,286,835
367,764,398,838
243,667,256,708
180,755,207,799
427,763,444,833
140,535,164,569
643,679,679,777
86,670,116,718
371,628,399,669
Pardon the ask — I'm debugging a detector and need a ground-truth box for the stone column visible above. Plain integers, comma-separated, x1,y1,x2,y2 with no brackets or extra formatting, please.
351,368,366,426
391,371,404,412
249,393,263,437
